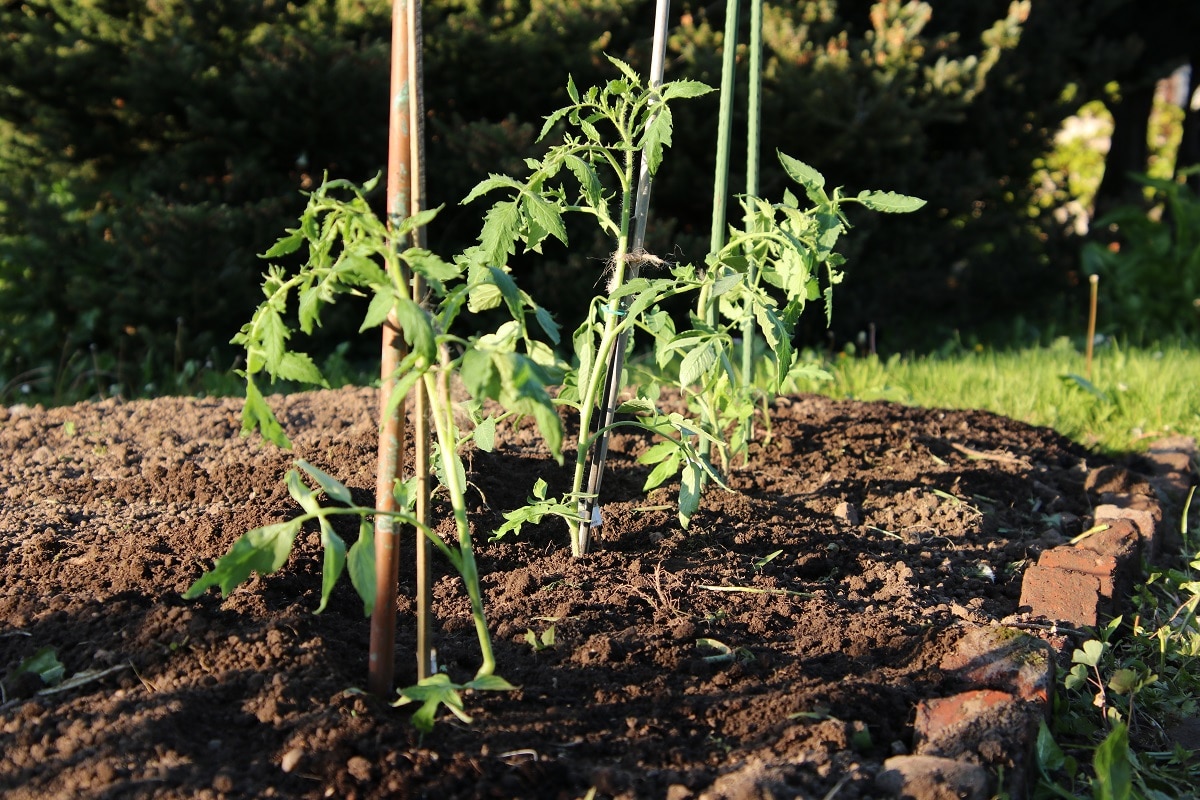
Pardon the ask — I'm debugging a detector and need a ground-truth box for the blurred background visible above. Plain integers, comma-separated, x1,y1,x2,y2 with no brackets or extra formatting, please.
1,0,1197,402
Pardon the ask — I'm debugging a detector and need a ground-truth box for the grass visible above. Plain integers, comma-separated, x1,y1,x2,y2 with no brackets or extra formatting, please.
786,337,1200,798
789,337,1200,455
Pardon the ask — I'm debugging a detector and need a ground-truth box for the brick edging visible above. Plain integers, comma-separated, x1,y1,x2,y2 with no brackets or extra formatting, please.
877,437,1196,799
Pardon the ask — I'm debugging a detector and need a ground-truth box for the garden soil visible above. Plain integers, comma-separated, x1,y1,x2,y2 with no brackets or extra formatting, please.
0,387,1110,799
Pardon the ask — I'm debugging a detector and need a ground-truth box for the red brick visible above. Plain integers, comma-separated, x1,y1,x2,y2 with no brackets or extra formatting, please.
876,755,990,800
914,689,1042,782
1019,563,1105,627
1037,546,1117,597
1085,465,1153,498
939,623,1055,705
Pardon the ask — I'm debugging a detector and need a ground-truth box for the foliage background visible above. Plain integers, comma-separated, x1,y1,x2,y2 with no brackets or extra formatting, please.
0,0,1193,395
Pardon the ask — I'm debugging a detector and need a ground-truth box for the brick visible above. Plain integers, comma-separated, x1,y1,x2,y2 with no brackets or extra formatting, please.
1091,508,1155,561
1019,563,1105,627
914,690,1042,779
1037,546,1118,598
1085,465,1153,498
876,755,990,800
939,624,1055,705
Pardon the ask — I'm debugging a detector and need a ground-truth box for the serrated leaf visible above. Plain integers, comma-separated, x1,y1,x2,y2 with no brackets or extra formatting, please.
538,105,573,141
297,285,322,335
395,205,441,238
521,192,568,250
182,519,302,599
315,518,347,614
777,151,825,192
361,289,396,333
476,199,522,265
462,174,525,206
534,305,560,345
296,459,353,505
605,54,639,83
855,190,926,213
661,79,715,100
260,308,288,374
261,231,304,259
680,342,718,386
347,519,375,617
241,377,291,449
642,105,674,176
564,154,605,217
275,351,326,385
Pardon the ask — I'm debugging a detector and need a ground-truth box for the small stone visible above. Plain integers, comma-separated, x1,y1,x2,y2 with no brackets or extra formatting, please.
347,755,372,782
281,748,303,773
834,501,860,525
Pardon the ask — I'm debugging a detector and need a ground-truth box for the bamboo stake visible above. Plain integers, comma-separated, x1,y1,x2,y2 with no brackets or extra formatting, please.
1086,273,1099,381
575,0,671,554
406,0,433,683
368,0,417,698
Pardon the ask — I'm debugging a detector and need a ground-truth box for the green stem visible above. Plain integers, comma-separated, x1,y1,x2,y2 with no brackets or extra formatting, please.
423,353,496,678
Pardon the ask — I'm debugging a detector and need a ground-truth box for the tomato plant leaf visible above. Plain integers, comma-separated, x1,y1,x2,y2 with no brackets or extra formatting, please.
642,104,673,176
360,288,396,333
315,518,347,614
661,79,714,101
182,519,302,599
275,352,326,386
855,190,926,213
296,459,353,505
347,518,375,617
680,341,717,386
241,377,291,449
678,461,703,528
261,230,304,259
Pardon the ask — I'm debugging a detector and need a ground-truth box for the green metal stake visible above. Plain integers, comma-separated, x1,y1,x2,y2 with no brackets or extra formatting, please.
740,0,763,389
701,0,741,326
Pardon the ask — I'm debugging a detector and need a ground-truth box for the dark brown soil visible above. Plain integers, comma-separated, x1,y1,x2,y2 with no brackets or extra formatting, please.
0,387,1103,799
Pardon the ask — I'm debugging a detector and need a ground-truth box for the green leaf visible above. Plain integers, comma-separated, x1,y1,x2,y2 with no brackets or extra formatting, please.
1073,639,1106,668
315,518,347,614
1092,723,1132,800
182,519,302,599
261,230,304,259
777,151,825,192
643,449,682,491
473,416,497,452
260,308,289,374
679,342,718,386
467,674,517,692
605,54,640,84
347,519,376,617
642,105,674,176
393,673,472,732
534,305,560,346
476,199,522,265
521,192,568,251
462,173,525,206
295,459,353,505
661,79,714,100
678,461,703,528
564,154,605,216
15,647,65,686
855,190,926,213
241,377,291,449
275,351,326,386
287,467,321,515
393,294,436,364
460,348,500,399
360,288,396,333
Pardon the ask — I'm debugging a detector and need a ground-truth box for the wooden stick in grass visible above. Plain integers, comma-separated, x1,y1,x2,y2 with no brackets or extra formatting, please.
1086,273,1099,381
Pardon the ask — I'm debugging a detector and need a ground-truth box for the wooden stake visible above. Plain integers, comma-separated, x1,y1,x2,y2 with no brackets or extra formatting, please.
1086,273,1099,381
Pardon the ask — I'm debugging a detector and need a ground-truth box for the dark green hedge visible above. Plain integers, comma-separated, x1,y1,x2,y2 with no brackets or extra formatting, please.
0,0,1153,393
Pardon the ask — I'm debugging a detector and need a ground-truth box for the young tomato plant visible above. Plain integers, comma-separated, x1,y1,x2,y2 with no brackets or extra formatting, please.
658,151,926,472
465,58,728,555
183,176,562,715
